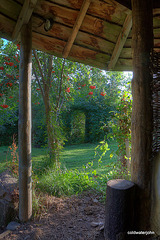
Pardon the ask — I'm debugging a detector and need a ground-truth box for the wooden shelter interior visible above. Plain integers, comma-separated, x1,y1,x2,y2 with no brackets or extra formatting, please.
0,0,160,71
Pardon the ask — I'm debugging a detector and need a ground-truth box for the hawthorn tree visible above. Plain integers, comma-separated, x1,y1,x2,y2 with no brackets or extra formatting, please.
32,50,69,165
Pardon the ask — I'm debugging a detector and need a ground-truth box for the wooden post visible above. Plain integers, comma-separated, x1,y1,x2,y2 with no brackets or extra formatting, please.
18,19,32,221
131,0,153,230
104,179,135,240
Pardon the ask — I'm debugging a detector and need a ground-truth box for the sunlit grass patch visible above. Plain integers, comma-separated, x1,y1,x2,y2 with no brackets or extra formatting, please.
0,140,130,200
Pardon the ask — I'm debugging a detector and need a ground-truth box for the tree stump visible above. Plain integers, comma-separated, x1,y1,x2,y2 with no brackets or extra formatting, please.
104,179,135,240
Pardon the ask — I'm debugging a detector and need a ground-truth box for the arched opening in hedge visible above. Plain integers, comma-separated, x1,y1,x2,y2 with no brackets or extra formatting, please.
70,110,86,144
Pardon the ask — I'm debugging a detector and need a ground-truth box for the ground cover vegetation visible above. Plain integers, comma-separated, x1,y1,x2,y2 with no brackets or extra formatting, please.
0,38,132,212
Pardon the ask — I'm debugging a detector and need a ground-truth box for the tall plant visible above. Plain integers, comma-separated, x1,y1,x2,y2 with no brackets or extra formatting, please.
108,90,132,168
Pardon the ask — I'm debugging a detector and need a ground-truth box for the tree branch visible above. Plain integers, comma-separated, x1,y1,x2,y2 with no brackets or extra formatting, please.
47,55,53,86
57,58,66,109
33,49,46,89
43,53,47,74
32,64,45,101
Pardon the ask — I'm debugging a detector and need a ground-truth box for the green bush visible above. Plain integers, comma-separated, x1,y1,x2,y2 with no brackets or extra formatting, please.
0,120,18,146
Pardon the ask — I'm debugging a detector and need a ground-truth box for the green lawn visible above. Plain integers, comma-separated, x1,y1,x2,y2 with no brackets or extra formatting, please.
60,141,118,174
0,141,118,175
0,141,126,198
0,146,49,174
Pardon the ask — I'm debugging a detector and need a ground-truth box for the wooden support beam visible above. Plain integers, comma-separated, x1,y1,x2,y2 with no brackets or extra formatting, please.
12,0,37,41
62,0,91,59
19,19,32,222
131,0,153,230
153,8,160,15
107,13,132,70
113,0,132,10
153,0,160,8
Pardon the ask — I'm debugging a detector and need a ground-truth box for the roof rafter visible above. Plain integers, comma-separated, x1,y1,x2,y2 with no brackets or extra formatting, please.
62,0,91,59
12,0,37,41
114,0,160,9
153,8,160,15
114,0,131,10
107,13,132,70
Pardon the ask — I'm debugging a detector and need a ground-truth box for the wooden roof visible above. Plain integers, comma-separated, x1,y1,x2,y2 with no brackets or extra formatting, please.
0,0,160,71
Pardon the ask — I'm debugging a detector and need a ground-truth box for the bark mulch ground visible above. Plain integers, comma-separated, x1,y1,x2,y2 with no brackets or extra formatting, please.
1,192,105,240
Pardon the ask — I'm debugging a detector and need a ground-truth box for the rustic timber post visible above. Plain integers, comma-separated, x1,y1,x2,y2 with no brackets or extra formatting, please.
131,0,153,230
18,19,32,221
104,179,135,240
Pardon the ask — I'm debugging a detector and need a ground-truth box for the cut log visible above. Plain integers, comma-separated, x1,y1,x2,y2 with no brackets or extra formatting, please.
104,179,135,240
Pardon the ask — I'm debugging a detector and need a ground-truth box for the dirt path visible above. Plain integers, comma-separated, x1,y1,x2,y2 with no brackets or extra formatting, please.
2,192,105,240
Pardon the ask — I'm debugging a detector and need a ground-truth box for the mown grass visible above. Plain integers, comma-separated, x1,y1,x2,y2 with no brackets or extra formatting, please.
0,141,118,174
0,146,49,174
0,140,129,201
60,141,118,172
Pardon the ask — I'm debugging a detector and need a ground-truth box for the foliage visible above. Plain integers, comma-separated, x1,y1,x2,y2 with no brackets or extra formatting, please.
37,168,97,197
70,110,86,144
32,177,48,218
5,135,19,176
107,90,132,159
0,40,19,111
95,140,110,163
0,40,20,146
32,101,47,147
0,39,132,154
0,119,18,146
36,150,130,198
32,51,65,163
1,141,129,200
62,71,132,144
93,160,131,199
8,135,19,176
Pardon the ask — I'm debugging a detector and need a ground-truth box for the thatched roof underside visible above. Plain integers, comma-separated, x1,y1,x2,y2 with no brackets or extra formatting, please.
0,0,160,71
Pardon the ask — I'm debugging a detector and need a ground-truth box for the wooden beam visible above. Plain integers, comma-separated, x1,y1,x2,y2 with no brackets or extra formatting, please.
52,0,130,20
153,8,160,15
131,0,153,230
113,0,132,10
12,0,37,41
34,1,124,40
114,0,160,9
19,19,32,222
153,0,160,8
107,13,132,70
62,0,91,58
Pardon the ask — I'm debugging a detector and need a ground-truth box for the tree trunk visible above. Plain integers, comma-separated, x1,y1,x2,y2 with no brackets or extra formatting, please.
131,0,153,230
18,19,32,221
44,97,59,166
